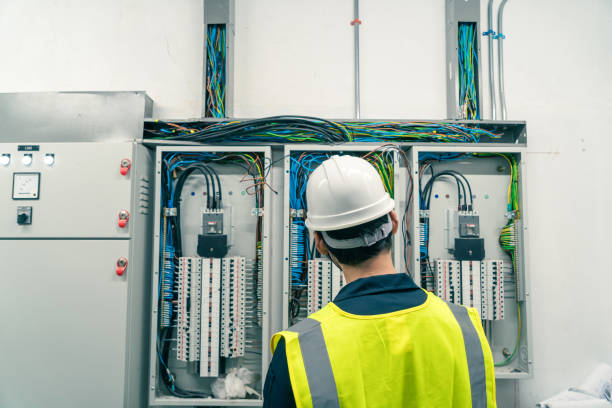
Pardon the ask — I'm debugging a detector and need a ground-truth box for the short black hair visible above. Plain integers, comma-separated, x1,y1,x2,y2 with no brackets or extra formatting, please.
321,214,392,266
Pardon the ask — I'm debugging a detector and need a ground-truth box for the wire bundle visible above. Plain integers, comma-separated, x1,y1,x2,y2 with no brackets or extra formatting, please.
205,24,226,118
493,153,521,367
363,149,394,197
145,116,501,144
458,22,480,120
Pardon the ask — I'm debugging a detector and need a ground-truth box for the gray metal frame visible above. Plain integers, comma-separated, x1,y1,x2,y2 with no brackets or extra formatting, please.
203,0,235,118
148,146,271,407
0,92,152,143
410,145,532,379
445,0,483,120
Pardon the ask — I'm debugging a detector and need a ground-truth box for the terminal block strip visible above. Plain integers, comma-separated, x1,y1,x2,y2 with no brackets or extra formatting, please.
200,258,221,377
307,258,345,315
221,256,246,358
434,259,504,320
176,256,247,376
177,257,204,362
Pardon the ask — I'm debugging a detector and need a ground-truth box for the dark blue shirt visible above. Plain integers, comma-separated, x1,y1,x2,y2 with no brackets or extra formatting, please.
263,273,427,408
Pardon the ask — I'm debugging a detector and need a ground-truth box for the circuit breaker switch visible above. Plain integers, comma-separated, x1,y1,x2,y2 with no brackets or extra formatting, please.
457,213,480,237
17,206,32,225
201,210,224,234
197,209,228,257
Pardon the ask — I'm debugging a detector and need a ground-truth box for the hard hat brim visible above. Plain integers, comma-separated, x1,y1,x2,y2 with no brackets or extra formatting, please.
305,194,394,232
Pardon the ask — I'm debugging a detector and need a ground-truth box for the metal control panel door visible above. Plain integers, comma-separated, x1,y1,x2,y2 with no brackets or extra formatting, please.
0,142,133,238
0,240,129,408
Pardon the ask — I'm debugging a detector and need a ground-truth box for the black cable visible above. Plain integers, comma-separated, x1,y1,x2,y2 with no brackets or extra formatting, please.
172,166,211,256
444,169,474,209
203,164,222,209
193,164,217,209
422,172,466,210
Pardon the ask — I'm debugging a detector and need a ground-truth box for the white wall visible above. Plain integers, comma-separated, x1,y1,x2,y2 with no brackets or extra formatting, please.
1,0,611,406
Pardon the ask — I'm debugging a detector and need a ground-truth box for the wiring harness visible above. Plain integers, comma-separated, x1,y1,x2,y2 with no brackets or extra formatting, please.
487,153,521,367
205,24,226,118
458,22,480,120
144,116,501,143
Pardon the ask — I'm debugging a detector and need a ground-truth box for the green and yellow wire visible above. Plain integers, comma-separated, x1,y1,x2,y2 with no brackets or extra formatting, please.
494,154,522,367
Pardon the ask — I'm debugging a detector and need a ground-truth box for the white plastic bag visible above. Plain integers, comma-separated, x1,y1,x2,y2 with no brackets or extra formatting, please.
211,367,260,399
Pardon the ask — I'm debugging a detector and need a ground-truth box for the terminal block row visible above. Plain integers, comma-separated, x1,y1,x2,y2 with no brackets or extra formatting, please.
434,259,505,320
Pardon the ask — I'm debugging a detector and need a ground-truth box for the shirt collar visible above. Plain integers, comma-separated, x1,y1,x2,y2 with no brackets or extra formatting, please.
333,273,421,303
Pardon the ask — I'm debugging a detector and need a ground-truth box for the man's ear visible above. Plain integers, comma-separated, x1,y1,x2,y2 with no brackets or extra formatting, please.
314,231,329,256
389,210,399,235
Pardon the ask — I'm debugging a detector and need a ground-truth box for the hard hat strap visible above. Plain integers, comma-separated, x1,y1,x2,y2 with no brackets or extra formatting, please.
321,215,392,249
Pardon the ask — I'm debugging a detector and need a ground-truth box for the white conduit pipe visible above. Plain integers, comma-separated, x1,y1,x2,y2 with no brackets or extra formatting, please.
497,0,509,120
486,0,497,120
352,0,361,119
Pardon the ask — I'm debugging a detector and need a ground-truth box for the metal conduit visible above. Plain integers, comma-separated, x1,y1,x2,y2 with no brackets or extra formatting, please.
353,0,360,119
497,0,509,120
487,0,497,120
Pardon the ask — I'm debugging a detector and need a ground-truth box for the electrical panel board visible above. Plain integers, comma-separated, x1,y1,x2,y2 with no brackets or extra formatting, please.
282,145,407,327
149,147,270,406
412,147,530,378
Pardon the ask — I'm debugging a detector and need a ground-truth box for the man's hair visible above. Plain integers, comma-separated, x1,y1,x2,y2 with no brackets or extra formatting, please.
321,214,392,266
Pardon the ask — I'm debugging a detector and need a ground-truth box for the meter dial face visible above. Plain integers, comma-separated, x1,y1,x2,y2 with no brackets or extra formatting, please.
12,173,40,200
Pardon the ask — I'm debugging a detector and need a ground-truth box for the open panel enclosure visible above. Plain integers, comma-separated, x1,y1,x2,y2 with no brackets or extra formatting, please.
411,146,531,378
149,146,271,406
282,144,414,328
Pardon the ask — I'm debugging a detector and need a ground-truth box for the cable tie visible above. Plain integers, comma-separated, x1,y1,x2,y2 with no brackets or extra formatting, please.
482,29,496,36
494,33,506,40
350,18,362,26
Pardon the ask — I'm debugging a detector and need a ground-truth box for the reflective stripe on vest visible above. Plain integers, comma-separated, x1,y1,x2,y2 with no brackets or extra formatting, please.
291,318,340,408
446,301,487,408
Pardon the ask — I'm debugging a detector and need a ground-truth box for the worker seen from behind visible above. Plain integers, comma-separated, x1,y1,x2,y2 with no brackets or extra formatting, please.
263,155,497,408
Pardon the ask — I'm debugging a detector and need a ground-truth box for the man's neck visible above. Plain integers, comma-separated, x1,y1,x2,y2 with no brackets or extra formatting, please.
340,252,397,283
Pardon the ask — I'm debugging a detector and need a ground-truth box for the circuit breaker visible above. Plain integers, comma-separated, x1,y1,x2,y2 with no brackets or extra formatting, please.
149,146,271,406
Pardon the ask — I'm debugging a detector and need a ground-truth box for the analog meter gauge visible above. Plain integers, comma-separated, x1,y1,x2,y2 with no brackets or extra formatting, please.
12,172,40,200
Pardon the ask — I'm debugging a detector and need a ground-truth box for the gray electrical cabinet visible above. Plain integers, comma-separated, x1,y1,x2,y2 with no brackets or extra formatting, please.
0,92,153,408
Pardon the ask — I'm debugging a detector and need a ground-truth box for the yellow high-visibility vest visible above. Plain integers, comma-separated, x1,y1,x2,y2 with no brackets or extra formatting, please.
271,291,496,408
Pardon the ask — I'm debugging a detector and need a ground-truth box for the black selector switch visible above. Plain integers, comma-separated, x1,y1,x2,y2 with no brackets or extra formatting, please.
17,206,32,225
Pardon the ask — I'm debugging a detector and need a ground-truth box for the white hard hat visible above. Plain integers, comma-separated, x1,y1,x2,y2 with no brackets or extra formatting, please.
305,155,394,231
